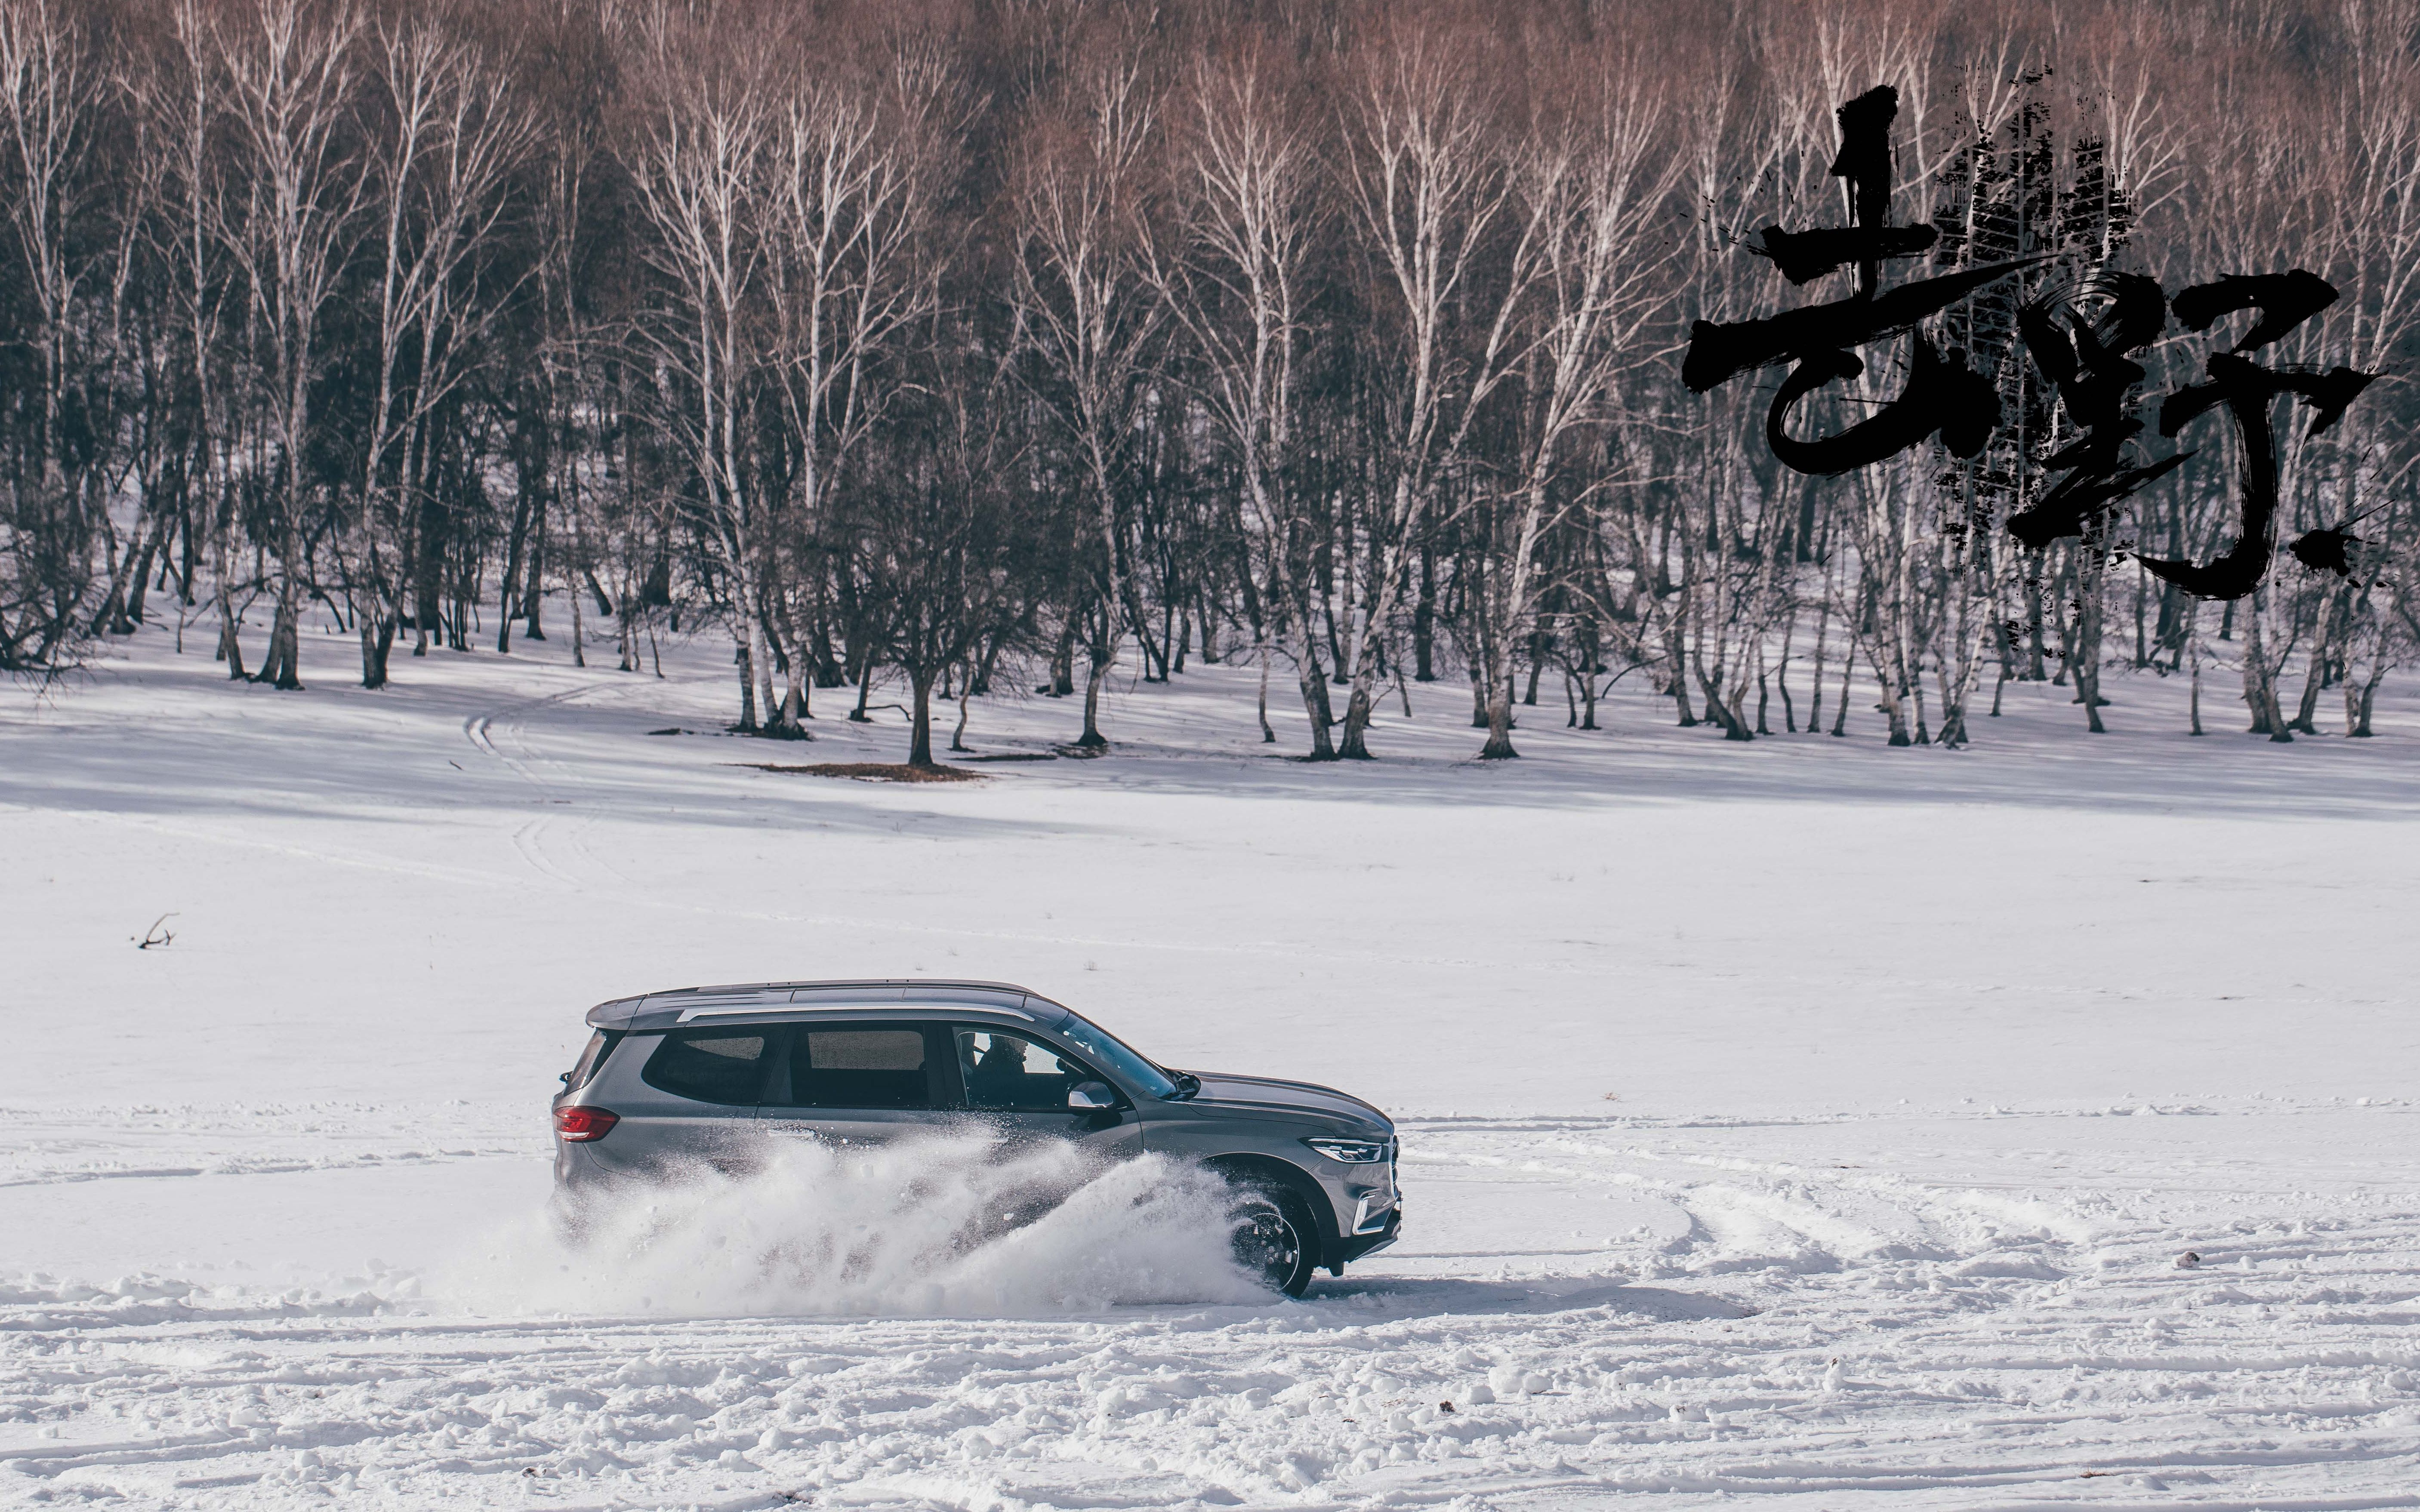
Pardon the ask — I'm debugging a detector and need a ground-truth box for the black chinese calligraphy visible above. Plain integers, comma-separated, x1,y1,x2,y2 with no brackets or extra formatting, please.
1695,82,2386,603
2133,277,2382,599
2005,272,2192,551
2289,525,2368,579
1684,86,2040,481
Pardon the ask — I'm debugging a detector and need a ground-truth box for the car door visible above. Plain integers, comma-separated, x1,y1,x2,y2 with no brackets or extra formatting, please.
945,1023,1143,1164
756,1021,950,1150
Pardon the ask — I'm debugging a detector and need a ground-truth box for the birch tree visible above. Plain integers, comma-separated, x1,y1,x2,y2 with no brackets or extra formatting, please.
1336,28,1533,758
213,0,366,689
353,14,529,686
623,12,771,726
758,43,952,730
1468,61,1677,758
0,0,102,671
1146,49,1337,753
1008,51,1163,748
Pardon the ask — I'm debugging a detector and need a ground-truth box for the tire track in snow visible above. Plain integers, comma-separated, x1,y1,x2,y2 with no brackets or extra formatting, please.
461,683,636,890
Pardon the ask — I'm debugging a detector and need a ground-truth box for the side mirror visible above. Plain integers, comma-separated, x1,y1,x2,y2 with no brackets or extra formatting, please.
559,1072,572,1087
1067,1081,1116,1111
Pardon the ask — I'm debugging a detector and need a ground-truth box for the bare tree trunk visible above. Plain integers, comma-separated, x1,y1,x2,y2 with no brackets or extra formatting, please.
1831,632,1853,738
2241,592,2291,741
908,668,936,767
497,484,532,653
2291,581,2344,735
849,650,873,723
215,521,245,678
2188,607,2205,736
89,499,150,637
1692,660,1752,741
779,619,807,726
521,503,546,639
567,503,585,668
1480,657,1518,758
1258,645,1276,744
1775,603,1797,733
256,557,303,690
1666,607,1695,726
2352,664,2384,736
1078,637,1110,748
1753,644,1771,736
360,613,395,689
2072,556,2107,734
1294,645,1332,754
1049,616,1075,696
748,600,780,733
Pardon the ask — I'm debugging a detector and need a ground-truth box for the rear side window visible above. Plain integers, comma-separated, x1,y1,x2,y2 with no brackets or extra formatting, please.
786,1027,932,1109
641,1030,770,1106
567,1030,623,1091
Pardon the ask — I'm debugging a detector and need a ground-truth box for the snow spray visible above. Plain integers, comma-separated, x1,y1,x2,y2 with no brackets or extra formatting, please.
436,1133,1269,1318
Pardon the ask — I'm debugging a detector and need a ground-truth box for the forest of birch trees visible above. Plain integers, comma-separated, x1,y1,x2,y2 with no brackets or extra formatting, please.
5,0,2420,761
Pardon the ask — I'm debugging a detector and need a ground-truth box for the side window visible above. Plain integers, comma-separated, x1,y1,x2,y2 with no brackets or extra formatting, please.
956,1028,1096,1112
567,1029,622,1091
640,1030,770,1106
787,1027,933,1109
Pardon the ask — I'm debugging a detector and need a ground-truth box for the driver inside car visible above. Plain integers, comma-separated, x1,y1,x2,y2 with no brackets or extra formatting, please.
965,1032,1036,1106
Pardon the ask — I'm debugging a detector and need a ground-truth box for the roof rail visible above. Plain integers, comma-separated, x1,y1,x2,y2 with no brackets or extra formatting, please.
584,978,1065,1031
650,977,1036,998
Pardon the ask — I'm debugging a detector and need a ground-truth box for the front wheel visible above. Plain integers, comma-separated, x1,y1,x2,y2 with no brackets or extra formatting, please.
1231,1189,1318,1297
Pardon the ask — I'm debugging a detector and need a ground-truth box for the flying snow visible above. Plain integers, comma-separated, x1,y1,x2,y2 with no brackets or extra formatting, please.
443,1135,1270,1319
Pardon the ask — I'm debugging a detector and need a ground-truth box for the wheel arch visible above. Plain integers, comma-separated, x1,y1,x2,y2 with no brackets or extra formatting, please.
1199,1153,1343,1269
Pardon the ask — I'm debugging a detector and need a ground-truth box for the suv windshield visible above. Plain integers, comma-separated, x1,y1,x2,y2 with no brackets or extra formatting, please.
1052,1012,1178,1100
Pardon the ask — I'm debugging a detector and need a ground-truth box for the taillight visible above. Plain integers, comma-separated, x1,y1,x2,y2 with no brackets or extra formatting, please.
555,1106,618,1142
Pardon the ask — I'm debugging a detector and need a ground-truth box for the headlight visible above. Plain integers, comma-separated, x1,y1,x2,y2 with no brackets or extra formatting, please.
1305,1137,1388,1164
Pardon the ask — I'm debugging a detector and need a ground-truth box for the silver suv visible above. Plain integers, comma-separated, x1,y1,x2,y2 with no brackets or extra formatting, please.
551,980,1400,1296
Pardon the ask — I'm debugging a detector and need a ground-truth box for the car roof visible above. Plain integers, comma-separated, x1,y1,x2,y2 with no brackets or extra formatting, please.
584,979,1068,1032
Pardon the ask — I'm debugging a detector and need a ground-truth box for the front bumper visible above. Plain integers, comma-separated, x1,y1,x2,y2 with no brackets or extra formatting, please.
1334,1202,1401,1266
1320,1154,1401,1269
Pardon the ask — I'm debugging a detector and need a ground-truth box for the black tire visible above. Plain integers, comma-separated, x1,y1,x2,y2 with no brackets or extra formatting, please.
1230,1186,1319,1298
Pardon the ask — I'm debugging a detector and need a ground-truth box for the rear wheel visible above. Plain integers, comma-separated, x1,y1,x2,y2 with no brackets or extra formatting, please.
1231,1188,1318,1297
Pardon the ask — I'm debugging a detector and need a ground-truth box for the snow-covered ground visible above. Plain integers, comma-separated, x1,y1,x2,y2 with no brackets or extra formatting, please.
3,616,2418,1510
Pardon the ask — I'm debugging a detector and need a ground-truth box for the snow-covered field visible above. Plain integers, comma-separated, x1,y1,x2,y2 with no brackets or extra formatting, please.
3,619,2418,1510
